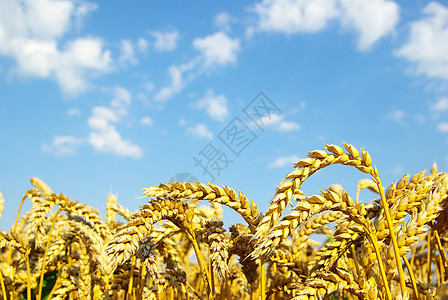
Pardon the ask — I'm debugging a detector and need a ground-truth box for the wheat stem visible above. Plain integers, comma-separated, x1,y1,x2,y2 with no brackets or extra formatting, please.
434,228,448,281
366,230,392,300
252,282,257,300
127,256,136,297
372,168,407,296
0,271,6,300
38,207,62,300
404,256,419,298
104,275,110,300
260,258,266,300
427,230,432,285
25,249,32,300
188,229,214,299
137,260,146,300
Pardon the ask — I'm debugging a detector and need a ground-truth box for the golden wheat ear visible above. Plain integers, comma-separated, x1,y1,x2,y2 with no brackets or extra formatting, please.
143,181,261,231
1,143,448,299
30,177,53,197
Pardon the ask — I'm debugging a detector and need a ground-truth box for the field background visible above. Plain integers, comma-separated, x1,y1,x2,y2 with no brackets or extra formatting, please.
1,0,447,230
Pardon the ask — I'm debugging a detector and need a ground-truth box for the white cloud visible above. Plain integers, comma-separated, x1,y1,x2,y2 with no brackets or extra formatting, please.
193,31,240,67
154,32,240,102
431,97,448,112
153,64,186,102
144,82,155,92
338,0,399,51
67,108,81,117
437,122,448,133
42,135,83,156
415,114,425,124
249,0,339,35
214,12,234,32
119,38,148,65
137,38,149,52
88,106,118,131
110,86,131,115
195,89,229,121
187,124,213,140
248,0,399,50
395,2,448,81
268,155,300,168
89,129,143,159
252,114,301,131
73,2,97,29
119,39,137,65
388,110,406,124
278,121,301,131
87,87,143,158
141,117,153,126
179,118,187,126
0,0,113,97
57,38,111,95
387,109,426,125
19,0,74,39
152,30,179,52
153,59,199,102
62,38,111,71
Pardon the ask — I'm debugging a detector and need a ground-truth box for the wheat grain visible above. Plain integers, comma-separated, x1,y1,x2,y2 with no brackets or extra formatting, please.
78,241,91,300
102,198,192,275
203,220,230,280
64,200,111,240
0,230,27,255
30,177,53,197
143,182,261,231
105,193,118,227
357,179,380,194
290,269,374,299
229,224,258,286
254,143,374,246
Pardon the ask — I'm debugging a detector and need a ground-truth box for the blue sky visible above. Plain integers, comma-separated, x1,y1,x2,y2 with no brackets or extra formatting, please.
1,0,448,229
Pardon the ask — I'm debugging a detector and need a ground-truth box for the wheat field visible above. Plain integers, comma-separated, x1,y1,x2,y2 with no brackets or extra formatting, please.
0,143,447,299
